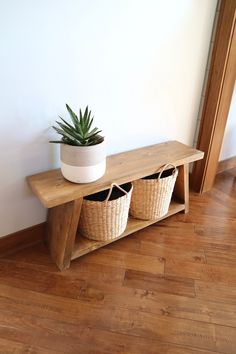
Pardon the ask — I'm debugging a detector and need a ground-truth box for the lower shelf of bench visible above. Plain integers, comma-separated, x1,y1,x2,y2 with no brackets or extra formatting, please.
71,199,185,260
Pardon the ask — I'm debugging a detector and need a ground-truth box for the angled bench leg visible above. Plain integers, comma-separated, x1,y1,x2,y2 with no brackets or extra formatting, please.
47,198,83,270
174,164,189,213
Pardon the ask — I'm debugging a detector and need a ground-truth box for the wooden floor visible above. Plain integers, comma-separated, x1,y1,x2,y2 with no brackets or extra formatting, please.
0,168,236,354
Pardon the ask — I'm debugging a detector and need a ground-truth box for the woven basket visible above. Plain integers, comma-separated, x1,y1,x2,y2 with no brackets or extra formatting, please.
130,164,178,220
78,182,133,241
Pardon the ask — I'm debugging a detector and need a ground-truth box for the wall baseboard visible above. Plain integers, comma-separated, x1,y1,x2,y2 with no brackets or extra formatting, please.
0,223,46,257
217,155,236,174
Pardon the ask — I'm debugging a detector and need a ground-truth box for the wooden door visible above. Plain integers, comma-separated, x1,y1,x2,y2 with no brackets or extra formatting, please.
191,0,236,193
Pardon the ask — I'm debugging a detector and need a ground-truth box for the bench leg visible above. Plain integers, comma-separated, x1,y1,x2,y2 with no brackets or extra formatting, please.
47,198,83,270
174,164,189,213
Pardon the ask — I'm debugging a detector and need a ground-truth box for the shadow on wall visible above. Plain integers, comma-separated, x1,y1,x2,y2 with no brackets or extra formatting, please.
0,129,59,237
22,131,59,173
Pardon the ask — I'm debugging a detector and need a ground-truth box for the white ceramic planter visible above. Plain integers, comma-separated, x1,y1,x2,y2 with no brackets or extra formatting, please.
60,141,106,183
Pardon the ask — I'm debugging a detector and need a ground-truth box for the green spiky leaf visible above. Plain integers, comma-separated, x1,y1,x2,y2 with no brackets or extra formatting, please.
66,104,79,129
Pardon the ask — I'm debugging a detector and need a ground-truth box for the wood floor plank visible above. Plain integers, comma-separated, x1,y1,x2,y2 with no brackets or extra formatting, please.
77,247,164,275
0,259,86,299
205,248,236,267
3,242,56,266
124,269,196,297
211,183,236,207
132,221,236,258
106,236,206,263
174,198,236,227
0,337,59,354
165,259,236,286
148,221,236,249
0,312,103,354
215,326,236,354
3,245,126,285
195,280,236,306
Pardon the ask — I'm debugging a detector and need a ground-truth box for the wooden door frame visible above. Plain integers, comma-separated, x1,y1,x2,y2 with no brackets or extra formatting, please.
191,0,236,193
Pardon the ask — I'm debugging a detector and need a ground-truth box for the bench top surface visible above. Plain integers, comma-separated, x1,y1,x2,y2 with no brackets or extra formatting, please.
27,140,204,208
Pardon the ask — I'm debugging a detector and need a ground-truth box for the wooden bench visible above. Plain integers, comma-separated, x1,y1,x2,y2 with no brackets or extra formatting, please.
27,140,204,270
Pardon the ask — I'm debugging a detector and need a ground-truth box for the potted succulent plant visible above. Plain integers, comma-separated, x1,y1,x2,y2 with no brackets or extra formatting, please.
50,104,106,183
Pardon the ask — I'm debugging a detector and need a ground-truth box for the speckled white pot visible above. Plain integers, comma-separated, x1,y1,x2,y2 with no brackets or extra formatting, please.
60,141,106,183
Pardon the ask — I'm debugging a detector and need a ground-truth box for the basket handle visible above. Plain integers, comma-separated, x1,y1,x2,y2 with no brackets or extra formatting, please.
158,163,178,180
105,183,129,202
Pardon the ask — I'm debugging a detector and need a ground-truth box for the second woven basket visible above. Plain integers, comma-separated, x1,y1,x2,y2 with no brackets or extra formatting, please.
130,164,178,220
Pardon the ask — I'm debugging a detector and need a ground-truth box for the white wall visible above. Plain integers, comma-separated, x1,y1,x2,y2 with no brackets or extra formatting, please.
220,85,236,161
0,0,217,237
